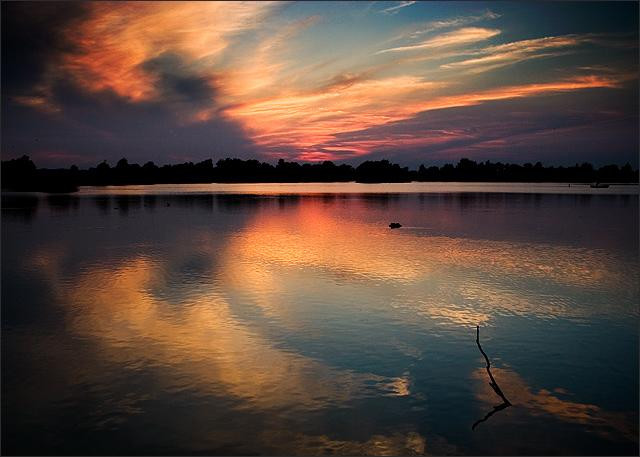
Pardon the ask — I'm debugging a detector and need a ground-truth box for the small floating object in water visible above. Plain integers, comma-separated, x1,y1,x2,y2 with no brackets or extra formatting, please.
590,182,609,188
389,222,402,229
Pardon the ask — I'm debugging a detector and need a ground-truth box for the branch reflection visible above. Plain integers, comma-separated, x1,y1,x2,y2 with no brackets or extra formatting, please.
472,325,512,430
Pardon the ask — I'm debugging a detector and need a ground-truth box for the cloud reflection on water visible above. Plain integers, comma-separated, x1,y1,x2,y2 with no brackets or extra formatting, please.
472,367,637,441
9,191,637,454
220,202,637,328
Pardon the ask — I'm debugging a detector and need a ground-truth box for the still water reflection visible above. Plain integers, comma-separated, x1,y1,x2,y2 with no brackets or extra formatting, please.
2,185,638,455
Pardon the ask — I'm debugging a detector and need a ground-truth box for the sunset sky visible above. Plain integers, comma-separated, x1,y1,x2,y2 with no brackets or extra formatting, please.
2,1,638,168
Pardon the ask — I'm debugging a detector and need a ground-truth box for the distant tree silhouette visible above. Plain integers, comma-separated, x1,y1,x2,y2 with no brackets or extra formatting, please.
96,160,110,171
356,160,411,182
1,155,638,192
2,156,36,190
1,155,77,192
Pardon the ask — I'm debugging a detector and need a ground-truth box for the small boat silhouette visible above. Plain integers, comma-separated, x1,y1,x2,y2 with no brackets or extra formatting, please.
389,222,402,229
590,182,609,188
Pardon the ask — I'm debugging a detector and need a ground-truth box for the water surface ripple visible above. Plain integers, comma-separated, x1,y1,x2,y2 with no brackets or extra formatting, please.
2,185,638,455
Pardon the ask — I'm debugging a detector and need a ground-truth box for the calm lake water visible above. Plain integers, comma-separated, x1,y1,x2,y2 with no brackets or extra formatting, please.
2,183,638,455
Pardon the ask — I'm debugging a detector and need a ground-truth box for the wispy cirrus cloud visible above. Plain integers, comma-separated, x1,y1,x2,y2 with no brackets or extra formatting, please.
376,27,501,54
440,35,584,73
197,14,322,122
225,74,623,160
11,94,60,114
400,10,500,40
380,1,416,15
439,33,639,74
226,75,448,158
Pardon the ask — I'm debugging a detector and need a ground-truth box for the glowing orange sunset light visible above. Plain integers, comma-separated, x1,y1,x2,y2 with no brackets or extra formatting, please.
5,1,637,165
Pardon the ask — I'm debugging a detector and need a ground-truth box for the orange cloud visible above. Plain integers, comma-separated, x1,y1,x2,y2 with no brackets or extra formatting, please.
59,1,278,101
412,75,621,110
216,15,322,101
376,27,501,54
224,74,622,160
440,35,585,73
387,10,500,43
226,75,448,156
11,95,60,114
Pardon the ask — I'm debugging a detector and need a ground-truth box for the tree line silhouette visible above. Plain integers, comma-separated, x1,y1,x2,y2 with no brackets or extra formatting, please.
1,155,638,192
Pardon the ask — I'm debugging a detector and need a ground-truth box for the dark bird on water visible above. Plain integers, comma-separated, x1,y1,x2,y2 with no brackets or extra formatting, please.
389,222,402,229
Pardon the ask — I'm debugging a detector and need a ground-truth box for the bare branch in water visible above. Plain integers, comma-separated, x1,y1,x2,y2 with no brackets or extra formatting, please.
472,325,512,430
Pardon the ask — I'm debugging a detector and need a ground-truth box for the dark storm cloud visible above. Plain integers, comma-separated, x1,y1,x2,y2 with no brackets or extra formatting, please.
140,53,216,108
1,3,259,167
1,2,89,94
2,73,259,168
